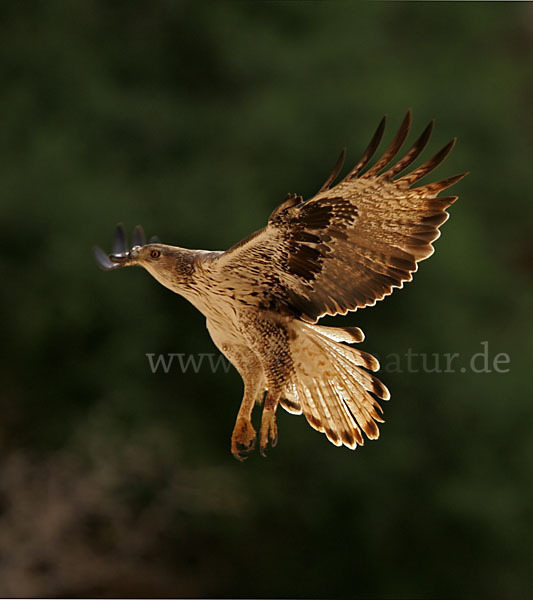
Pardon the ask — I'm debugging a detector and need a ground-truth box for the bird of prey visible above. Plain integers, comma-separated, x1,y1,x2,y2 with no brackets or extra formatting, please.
94,111,466,460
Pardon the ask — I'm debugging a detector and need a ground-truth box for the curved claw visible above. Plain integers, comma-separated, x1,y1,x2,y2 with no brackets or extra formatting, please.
93,245,120,271
112,223,128,255
259,409,278,457
132,224,146,249
231,418,257,461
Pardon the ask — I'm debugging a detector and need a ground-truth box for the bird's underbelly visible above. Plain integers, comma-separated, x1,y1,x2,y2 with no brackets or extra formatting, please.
187,289,291,380
204,309,251,371
193,294,244,346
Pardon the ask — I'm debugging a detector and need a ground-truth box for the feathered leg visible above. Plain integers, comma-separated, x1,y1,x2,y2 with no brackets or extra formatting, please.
218,343,265,461
259,392,279,457
241,316,292,457
231,366,263,461
228,309,296,458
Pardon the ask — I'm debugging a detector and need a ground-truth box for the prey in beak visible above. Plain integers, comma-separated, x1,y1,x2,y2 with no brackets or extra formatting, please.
93,223,160,271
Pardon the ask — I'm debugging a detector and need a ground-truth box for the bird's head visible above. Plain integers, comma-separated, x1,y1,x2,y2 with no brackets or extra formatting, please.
93,224,195,290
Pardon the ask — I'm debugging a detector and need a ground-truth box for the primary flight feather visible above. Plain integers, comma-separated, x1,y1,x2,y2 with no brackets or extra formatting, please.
94,110,466,460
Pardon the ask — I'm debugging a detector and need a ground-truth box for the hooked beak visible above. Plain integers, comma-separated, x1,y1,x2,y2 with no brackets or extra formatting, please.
93,223,160,271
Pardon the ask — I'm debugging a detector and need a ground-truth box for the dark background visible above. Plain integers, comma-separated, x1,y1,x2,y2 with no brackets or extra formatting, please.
1,1,532,598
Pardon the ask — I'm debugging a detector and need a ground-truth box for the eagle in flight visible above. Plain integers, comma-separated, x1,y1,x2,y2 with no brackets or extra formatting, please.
94,111,466,460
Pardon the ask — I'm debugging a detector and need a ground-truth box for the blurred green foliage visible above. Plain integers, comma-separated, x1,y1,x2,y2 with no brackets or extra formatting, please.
1,1,532,597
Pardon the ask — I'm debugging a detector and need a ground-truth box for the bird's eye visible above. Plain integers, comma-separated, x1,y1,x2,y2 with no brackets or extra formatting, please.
150,249,161,259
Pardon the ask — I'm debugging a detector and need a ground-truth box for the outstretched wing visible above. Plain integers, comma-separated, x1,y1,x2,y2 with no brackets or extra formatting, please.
215,111,466,323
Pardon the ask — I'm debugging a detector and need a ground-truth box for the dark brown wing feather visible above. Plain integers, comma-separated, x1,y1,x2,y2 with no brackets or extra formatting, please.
317,148,346,193
216,112,467,322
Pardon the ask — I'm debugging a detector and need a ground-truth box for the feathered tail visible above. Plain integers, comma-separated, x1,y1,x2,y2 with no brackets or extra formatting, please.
280,322,390,449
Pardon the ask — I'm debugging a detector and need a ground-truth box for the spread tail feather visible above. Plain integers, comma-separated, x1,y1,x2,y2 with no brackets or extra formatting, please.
280,322,389,449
